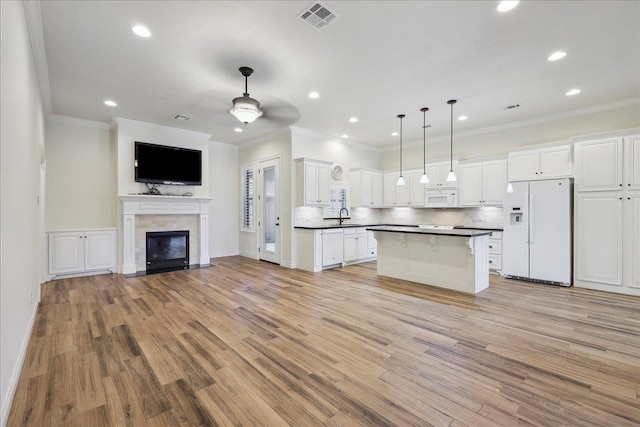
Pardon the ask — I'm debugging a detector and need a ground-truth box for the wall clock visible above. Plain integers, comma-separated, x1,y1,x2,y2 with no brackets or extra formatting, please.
331,163,343,180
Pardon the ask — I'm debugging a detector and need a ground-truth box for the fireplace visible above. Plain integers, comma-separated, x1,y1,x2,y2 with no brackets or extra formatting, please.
146,230,189,273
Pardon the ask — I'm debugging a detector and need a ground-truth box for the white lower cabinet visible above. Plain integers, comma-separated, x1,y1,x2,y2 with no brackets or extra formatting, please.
296,227,377,272
48,229,117,278
344,227,374,264
488,231,502,272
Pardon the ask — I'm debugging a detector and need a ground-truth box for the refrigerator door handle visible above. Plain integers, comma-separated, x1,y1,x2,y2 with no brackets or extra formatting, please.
529,192,534,244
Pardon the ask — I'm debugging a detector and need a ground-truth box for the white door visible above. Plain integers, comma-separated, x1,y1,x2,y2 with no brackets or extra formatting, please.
317,163,332,204
304,162,318,205
529,179,572,284
259,158,281,264
361,171,373,206
383,172,397,207
425,163,441,189
408,170,424,206
625,135,640,190
343,231,357,262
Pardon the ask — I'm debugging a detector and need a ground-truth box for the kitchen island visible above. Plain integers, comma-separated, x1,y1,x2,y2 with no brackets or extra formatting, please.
367,226,493,294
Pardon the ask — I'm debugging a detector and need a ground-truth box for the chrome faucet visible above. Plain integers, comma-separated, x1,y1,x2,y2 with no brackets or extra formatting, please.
339,207,349,225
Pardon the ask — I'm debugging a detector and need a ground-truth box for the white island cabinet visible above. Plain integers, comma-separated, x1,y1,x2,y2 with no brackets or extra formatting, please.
369,226,491,294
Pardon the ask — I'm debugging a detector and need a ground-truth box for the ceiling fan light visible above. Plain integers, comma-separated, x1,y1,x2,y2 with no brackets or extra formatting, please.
230,95,263,124
397,175,406,186
446,170,457,182
420,173,430,184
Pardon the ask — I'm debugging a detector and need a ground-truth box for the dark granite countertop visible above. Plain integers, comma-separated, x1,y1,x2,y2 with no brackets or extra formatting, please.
294,224,381,230
455,225,504,232
366,225,493,237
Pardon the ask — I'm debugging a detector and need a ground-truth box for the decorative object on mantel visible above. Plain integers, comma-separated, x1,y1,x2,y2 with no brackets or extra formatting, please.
420,107,430,184
230,67,263,124
446,99,458,182
396,114,406,186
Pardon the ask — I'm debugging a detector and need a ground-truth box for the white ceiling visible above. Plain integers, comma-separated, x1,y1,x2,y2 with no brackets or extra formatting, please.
39,1,640,148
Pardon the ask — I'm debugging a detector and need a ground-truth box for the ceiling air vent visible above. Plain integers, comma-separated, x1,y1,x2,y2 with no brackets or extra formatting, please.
173,114,191,121
503,104,521,110
300,2,338,30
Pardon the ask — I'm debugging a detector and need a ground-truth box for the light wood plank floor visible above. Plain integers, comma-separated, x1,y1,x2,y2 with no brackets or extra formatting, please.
7,257,640,426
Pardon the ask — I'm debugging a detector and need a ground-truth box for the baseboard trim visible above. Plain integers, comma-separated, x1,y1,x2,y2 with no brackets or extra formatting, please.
209,250,240,258
1,291,40,427
281,260,294,269
239,250,257,259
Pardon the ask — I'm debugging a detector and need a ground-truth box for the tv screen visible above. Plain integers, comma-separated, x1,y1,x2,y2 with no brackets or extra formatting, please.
135,141,202,186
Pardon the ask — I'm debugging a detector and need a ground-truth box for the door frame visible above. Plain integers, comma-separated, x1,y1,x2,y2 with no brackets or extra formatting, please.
257,156,281,265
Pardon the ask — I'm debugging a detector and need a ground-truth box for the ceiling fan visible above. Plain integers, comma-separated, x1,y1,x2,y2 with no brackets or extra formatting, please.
230,66,263,125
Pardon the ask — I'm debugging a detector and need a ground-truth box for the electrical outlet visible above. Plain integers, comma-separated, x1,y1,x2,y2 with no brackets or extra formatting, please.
478,214,484,222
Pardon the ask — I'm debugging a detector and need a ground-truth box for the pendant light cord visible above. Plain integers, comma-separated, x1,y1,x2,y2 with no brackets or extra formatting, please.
423,110,426,173
450,102,453,170
397,114,405,176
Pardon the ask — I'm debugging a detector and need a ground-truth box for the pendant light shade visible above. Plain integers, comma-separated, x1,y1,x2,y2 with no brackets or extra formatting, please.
446,99,458,182
230,67,263,124
397,114,406,186
506,182,514,193
420,107,430,184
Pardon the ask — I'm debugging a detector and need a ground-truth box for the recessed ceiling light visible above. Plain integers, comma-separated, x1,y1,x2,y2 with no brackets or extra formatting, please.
308,91,319,99
173,114,191,121
132,25,151,38
234,127,243,133
566,88,581,96
349,117,358,123
497,1,519,12
458,115,468,121
104,100,117,107
341,134,348,138
391,132,399,136
548,51,567,61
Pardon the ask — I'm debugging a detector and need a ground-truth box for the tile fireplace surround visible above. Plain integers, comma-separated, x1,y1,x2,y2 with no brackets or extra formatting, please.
119,195,212,275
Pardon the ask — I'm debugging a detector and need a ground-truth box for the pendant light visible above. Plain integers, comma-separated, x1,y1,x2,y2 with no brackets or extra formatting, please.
446,99,457,182
230,67,263,124
396,114,406,186
420,107,430,184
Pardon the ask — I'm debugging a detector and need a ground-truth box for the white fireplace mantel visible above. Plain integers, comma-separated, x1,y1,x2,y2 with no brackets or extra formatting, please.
119,195,213,275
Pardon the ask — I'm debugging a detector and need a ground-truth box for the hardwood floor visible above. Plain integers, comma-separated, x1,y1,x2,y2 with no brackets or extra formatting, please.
7,256,640,426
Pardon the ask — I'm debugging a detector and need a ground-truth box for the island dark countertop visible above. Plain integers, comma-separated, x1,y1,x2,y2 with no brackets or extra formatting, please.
366,225,493,237
455,225,504,232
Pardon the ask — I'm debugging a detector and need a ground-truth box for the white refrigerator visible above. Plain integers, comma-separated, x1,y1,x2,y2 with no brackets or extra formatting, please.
503,178,572,286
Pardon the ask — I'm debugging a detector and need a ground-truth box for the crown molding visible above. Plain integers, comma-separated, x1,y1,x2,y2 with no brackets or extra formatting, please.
112,117,212,141
23,0,52,116
48,114,111,130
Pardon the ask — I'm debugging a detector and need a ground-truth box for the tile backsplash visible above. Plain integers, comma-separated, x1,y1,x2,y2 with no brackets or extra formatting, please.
294,206,503,228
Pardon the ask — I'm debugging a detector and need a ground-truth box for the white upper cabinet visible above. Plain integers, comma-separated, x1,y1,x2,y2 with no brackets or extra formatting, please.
574,138,623,192
459,160,507,206
383,171,399,207
508,144,572,182
625,135,640,190
295,159,332,206
409,170,425,207
350,169,383,208
425,161,459,189
383,169,425,207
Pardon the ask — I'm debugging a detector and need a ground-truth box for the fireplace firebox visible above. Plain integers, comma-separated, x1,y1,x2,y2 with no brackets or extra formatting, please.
146,230,189,274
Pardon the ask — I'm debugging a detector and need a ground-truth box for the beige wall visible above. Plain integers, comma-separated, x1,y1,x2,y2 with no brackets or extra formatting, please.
209,141,240,258
379,103,640,170
0,1,46,422
45,116,116,229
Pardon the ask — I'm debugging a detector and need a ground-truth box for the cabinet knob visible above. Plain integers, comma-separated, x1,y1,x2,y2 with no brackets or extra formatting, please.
628,197,631,200
620,184,623,187
619,197,623,200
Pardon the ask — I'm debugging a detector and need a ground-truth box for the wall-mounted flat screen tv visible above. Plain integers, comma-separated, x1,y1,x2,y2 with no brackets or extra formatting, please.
135,141,202,186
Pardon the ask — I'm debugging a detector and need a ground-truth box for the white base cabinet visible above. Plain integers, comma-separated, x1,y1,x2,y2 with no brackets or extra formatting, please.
344,227,375,264
48,229,117,278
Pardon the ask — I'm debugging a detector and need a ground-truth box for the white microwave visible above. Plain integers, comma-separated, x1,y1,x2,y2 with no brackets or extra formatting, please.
425,189,458,208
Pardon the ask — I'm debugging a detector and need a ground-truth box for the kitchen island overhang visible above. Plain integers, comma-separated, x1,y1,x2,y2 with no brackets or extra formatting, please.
366,226,494,294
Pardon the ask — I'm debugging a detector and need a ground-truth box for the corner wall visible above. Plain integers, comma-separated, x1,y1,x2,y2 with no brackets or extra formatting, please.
0,1,46,423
